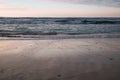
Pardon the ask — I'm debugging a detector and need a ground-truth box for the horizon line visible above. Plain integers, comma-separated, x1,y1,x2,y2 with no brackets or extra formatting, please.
0,16,120,18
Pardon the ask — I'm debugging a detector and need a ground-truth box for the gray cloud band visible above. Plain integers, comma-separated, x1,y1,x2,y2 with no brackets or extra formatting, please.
42,0,120,7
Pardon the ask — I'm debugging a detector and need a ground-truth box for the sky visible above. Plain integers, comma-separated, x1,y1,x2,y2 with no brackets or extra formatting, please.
0,0,120,17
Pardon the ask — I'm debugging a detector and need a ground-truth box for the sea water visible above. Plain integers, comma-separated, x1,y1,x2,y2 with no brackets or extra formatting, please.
0,17,120,38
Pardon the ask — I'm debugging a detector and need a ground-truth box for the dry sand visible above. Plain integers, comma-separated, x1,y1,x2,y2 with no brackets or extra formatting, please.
0,38,120,80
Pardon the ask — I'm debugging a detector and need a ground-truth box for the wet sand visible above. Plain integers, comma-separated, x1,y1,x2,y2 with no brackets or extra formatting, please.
0,38,120,80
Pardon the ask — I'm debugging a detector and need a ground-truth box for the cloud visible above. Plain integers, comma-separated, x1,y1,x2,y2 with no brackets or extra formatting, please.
37,0,120,7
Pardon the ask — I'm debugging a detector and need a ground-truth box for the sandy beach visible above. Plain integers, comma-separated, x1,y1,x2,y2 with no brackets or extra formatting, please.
0,38,120,80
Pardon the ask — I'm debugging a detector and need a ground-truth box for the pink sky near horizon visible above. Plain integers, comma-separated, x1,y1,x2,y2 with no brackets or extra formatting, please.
0,0,120,17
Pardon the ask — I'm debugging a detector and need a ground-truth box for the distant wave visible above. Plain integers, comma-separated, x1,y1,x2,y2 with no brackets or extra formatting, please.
0,17,120,24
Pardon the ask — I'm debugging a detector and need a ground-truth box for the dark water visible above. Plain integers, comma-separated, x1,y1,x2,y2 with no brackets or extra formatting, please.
0,17,120,37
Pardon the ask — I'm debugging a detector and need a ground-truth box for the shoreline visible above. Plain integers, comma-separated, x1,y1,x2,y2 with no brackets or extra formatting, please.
0,33,120,40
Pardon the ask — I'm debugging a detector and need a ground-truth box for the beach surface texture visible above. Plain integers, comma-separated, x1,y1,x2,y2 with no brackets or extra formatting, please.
0,38,120,80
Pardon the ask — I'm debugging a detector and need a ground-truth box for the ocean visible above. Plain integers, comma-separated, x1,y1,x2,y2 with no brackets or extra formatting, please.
0,17,120,39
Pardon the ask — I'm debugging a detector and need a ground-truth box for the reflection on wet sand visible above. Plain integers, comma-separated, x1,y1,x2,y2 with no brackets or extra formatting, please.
0,38,120,80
